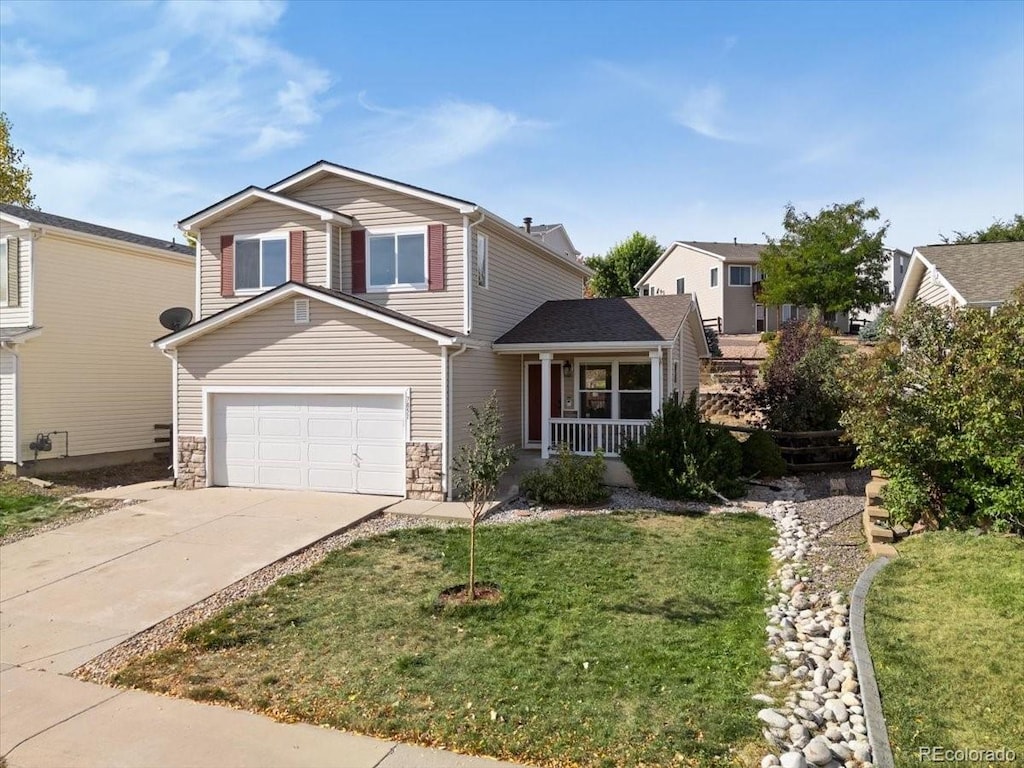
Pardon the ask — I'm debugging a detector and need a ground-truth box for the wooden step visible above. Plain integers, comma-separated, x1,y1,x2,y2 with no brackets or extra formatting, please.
868,524,895,543
865,504,890,522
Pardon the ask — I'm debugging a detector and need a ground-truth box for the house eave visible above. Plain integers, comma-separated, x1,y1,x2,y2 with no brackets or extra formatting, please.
178,187,354,231
493,340,671,354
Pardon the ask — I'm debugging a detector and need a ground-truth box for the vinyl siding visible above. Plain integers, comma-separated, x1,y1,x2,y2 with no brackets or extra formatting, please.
198,200,327,318
916,276,954,307
450,348,523,453
1,220,33,327
678,316,701,397
175,297,442,441
287,176,465,332
0,351,15,462
470,221,585,342
16,232,193,459
645,245,724,328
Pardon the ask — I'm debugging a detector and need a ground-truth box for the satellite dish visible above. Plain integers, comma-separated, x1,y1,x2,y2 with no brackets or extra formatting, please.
159,307,193,332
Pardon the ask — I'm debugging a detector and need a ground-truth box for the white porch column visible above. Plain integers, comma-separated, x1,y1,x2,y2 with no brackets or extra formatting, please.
649,349,663,416
540,352,553,458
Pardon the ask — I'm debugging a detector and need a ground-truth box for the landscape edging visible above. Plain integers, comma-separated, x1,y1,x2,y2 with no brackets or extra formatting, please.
849,556,896,768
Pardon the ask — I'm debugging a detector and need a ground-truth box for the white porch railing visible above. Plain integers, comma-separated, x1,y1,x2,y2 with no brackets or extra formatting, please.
549,418,651,457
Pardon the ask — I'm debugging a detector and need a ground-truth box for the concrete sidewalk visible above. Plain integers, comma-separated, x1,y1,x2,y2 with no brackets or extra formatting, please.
0,665,527,768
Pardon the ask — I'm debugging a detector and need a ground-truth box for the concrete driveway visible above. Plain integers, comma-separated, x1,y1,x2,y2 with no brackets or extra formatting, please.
0,487,392,673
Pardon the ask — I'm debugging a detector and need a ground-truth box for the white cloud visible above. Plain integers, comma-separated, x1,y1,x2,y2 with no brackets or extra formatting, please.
248,125,304,155
161,0,285,35
672,84,734,141
0,60,97,113
350,96,546,172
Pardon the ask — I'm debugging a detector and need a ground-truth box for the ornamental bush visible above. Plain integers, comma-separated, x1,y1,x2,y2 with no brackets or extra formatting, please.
520,445,607,506
741,430,787,479
747,316,846,431
620,392,745,500
839,290,1024,533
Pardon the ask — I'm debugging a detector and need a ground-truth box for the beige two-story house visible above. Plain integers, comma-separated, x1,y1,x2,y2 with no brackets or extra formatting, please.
155,162,709,500
0,205,194,472
894,241,1024,313
637,240,858,334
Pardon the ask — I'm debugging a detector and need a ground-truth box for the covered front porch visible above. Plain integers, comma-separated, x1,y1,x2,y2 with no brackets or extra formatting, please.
515,350,667,458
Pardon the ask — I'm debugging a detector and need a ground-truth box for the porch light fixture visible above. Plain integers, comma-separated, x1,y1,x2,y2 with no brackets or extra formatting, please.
562,360,572,377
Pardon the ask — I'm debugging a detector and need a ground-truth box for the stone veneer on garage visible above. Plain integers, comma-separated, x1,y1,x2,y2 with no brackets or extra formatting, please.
176,436,443,500
405,442,444,501
177,436,207,489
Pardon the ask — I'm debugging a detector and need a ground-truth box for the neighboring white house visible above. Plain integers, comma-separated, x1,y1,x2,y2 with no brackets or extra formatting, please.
894,241,1024,313
519,220,581,261
1,204,194,473
857,247,911,322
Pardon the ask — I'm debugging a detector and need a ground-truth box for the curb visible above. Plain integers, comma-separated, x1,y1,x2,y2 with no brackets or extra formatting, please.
849,556,895,768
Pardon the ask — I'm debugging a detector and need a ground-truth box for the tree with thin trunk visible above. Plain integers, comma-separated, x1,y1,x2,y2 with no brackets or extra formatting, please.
452,392,516,601
0,112,37,208
759,200,889,317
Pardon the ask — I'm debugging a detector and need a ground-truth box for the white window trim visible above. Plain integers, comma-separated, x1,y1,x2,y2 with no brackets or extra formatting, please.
365,224,429,293
0,240,8,308
234,231,290,295
728,265,753,287
710,266,719,288
675,276,685,295
576,359,653,420
781,304,794,321
476,232,489,289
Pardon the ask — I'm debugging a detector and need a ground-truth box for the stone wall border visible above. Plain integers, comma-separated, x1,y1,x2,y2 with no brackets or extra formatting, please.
849,557,896,768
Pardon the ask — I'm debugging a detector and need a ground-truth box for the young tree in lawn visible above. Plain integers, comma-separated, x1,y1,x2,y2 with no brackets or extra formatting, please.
941,214,1024,244
0,112,36,208
452,392,516,600
759,200,889,317
585,232,663,297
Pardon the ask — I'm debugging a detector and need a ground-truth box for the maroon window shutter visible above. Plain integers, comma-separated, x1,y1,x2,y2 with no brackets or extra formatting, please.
428,223,445,291
289,230,305,283
220,235,234,297
351,230,366,293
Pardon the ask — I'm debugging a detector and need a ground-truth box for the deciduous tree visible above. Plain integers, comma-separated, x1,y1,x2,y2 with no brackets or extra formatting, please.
759,200,889,315
941,214,1024,244
0,112,36,208
585,232,662,297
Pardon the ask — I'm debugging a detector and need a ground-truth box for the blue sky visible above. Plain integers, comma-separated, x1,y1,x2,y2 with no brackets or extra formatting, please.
1,0,1022,256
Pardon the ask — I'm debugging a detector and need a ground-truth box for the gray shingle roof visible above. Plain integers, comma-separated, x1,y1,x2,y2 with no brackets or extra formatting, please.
495,295,693,345
917,241,1024,304
682,241,765,261
520,223,560,234
0,204,193,256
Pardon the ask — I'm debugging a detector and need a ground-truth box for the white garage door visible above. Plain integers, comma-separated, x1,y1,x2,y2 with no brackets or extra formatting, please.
212,392,406,495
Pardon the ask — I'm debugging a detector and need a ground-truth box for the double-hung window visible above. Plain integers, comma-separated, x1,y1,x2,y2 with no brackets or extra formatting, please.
578,362,653,420
0,239,8,306
782,304,794,321
235,235,287,291
367,228,427,291
675,277,685,294
710,267,719,287
476,233,488,288
729,265,752,286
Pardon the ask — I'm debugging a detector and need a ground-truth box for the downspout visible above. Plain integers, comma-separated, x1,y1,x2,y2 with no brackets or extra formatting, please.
6,344,20,466
325,223,333,290
192,232,201,318
160,348,179,479
462,211,486,336
444,343,469,501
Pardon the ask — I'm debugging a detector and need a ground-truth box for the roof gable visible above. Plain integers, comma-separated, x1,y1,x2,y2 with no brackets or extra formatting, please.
635,241,766,288
896,241,1024,309
155,282,459,349
1,203,192,256
178,187,353,230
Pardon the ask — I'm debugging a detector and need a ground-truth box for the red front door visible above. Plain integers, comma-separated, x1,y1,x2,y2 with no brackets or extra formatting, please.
527,363,563,443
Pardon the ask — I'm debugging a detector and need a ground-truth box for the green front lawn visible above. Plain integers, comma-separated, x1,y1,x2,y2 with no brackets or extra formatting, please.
866,532,1024,766
0,479,69,537
115,512,774,767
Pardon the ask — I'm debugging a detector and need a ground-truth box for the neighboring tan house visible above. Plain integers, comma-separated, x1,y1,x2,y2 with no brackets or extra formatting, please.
519,220,581,261
636,240,911,334
154,161,709,501
0,204,194,473
894,241,1024,313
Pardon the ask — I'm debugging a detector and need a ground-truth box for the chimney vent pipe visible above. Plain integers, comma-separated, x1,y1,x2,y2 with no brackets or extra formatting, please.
523,217,533,233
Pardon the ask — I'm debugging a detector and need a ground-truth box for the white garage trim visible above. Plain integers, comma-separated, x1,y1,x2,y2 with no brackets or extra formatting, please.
201,386,411,492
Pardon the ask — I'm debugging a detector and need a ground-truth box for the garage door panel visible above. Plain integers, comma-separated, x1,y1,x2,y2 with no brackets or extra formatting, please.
308,419,353,438
308,443,354,463
258,441,302,462
212,393,406,495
